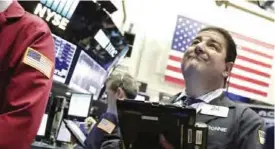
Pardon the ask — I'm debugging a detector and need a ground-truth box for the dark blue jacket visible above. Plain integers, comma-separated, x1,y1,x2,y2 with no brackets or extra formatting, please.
84,113,120,149
264,126,274,149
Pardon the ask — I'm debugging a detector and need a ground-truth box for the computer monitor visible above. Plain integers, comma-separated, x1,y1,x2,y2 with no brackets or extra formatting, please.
68,51,107,100
56,121,72,143
135,93,150,101
135,94,146,101
68,93,93,118
117,100,196,149
37,114,49,136
52,34,77,84
20,1,128,71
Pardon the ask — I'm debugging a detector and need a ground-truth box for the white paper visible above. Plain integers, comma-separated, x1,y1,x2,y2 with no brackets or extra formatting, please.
135,95,145,101
37,114,48,136
57,122,71,142
65,120,87,145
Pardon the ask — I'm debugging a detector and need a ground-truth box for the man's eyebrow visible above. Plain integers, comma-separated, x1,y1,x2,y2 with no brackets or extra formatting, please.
209,39,222,47
194,36,202,41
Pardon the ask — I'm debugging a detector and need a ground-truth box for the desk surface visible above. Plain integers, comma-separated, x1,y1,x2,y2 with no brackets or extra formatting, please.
31,142,66,149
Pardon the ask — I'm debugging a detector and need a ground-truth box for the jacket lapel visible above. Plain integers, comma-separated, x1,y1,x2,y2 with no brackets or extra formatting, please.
164,92,181,104
169,92,237,124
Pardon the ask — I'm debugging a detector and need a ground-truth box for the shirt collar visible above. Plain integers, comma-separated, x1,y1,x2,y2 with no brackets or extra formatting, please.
177,88,225,103
0,1,25,24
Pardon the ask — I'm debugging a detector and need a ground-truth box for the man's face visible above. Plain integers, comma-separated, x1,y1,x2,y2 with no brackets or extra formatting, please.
181,30,228,79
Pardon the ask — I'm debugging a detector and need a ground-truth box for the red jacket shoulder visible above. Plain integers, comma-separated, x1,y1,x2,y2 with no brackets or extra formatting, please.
20,12,51,33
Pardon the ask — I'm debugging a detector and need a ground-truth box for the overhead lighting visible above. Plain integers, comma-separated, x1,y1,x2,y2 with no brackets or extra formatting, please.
65,92,71,96
257,0,274,12
216,0,274,22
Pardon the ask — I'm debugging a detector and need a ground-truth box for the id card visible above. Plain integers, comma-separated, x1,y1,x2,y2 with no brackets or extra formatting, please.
200,104,229,117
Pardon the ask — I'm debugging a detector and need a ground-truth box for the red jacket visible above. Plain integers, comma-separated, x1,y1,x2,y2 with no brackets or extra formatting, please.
0,1,55,149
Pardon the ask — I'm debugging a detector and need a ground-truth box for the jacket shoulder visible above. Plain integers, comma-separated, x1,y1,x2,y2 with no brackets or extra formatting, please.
233,102,263,123
20,12,50,33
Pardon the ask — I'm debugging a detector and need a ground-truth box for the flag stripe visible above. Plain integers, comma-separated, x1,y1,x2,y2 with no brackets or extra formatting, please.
229,78,268,93
167,58,181,68
166,62,271,86
229,82,268,97
230,73,269,87
240,46,273,59
165,70,183,80
233,38,274,56
165,75,185,86
233,64,271,78
170,49,184,57
167,56,272,79
232,68,270,84
237,48,273,64
237,55,272,68
228,87,266,100
232,32,274,50
167,65,181,73
169,55,182,62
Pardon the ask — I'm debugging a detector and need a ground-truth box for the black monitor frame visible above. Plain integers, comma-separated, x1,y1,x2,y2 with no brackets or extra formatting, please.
67,50,108,100
117,100,196,149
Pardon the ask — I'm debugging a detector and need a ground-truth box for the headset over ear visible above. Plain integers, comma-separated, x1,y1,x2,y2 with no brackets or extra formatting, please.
116,74,126,99
224,62,234,77
223,62,234,89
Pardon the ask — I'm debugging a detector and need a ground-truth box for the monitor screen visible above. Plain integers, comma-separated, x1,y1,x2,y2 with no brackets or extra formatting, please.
135,95,146,101
68,51,107,99
53,34,77,83
81,25,129,70
135,93,150,101
37,114,48,136
19,1,128,71
68,93,92,118
56,121,71,142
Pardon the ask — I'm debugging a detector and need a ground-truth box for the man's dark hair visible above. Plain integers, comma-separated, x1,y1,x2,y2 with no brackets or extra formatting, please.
199,26,237,62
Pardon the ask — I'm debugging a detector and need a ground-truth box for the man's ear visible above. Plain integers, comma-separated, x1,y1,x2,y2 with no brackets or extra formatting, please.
117,87,125,99
223,62,234,77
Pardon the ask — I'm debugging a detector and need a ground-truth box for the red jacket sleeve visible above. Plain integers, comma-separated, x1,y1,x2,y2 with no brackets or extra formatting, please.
0,18,55,149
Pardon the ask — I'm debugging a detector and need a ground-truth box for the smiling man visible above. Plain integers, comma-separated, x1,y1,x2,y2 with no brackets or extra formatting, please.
163,27,265,149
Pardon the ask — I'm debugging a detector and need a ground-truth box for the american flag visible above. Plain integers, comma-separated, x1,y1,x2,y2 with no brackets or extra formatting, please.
164,15,274,102
23,47,53,78
97,118,115,134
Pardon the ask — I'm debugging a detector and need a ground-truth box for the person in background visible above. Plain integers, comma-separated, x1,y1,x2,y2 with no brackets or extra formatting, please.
79,117,97,136
162,26,265,149
84,73,138,149
0,0,55,148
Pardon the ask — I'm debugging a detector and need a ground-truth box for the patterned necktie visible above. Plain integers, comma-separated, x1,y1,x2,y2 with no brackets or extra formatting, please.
181,96,204,106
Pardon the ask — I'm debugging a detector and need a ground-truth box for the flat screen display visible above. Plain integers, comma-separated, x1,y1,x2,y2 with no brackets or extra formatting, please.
68,93,92,118
20,1,128,71
56,121,71,142
135,95,146,101
37,114,48,136
69,51,107,99
53,34,77,83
